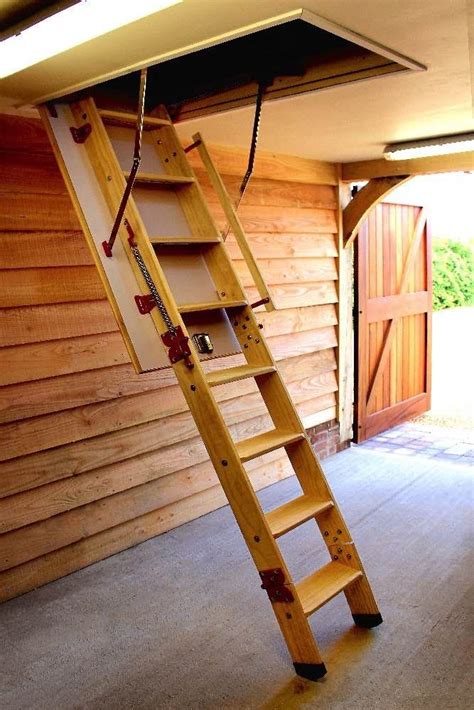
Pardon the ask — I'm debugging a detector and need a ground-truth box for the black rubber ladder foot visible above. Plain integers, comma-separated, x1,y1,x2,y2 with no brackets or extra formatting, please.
293,662,327,681
352,612,384,628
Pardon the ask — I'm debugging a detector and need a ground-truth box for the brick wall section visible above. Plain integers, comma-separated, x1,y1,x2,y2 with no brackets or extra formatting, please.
307,419,350,459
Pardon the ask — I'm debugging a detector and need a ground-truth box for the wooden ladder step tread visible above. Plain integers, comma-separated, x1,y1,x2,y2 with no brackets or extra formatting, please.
99,109,171,127
178,299,247,314
150,236,221,245
207,364,276,387
236,430,304,463
296,562,363,617
266,495,334,538
124,171,195,186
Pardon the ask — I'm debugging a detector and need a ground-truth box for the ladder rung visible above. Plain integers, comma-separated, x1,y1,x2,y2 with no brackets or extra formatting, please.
207,364,276,387
124,171,195,186
178,299,247,314
266,495,334,538
150,236,221,245
99,109,171,128
236,430,304,463
296,562,363,617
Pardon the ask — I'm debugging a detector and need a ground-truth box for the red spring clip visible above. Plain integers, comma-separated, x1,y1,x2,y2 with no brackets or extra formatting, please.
161,326,194,369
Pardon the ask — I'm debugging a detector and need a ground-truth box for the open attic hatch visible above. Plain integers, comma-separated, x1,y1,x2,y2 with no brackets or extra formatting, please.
41,9,423,374
52,9,424,121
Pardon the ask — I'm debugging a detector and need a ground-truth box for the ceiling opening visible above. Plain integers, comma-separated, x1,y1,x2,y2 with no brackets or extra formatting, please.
57,9,424,122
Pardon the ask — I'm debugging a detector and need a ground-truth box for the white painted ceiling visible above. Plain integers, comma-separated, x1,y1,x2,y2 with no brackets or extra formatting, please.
0,0,472,161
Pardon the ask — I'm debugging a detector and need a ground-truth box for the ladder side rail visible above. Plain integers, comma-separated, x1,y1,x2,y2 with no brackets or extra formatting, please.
65,97,328,671
219,220,381,615
43,97,382,677
113,99,381,629
192,132,276,312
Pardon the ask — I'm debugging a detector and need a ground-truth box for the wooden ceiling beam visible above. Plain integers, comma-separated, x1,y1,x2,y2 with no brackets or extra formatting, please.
341,151,474,181
343,176,411,247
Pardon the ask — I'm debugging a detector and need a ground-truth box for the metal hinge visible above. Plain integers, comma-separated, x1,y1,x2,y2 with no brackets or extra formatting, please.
259,568,294,603
70,123,92,144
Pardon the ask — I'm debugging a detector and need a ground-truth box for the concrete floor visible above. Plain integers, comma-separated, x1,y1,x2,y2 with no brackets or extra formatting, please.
1,446,472,710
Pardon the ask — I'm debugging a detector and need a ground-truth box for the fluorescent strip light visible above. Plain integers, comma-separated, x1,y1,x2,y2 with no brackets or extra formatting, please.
384,132,474,160
0,0,182,79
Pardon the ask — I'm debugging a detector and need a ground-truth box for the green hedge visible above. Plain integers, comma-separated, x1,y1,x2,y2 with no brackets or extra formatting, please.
432,239,474,311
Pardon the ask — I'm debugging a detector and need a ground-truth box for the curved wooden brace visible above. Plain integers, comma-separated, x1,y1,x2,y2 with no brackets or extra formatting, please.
343,175,412,247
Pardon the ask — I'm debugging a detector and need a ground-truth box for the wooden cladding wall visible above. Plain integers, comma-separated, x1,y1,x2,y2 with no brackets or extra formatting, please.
0,114,339,602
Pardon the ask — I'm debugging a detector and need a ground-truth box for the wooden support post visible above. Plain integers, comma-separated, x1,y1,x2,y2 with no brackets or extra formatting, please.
337,175,354,442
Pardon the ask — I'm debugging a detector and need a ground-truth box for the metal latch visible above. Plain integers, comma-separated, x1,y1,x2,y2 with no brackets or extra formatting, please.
192,332,214,354
259,568,294,603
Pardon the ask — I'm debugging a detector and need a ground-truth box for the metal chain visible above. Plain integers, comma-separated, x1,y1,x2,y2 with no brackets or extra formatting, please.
223,79,267,241
130,244,175,334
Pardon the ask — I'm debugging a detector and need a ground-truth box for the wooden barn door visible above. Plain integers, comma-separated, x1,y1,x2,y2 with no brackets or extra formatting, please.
355,202,432,442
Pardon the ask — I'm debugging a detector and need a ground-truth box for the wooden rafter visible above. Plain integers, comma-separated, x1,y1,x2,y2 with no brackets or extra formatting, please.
342,151,474,181
342,176,411,247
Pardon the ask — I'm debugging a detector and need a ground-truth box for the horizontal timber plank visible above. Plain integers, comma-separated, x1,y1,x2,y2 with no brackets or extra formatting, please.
0,391,336,534
216,204,337,234
0,316,335,386
366,291,430,322
0,369,336,498
299,396,336,429
0,150,66,194
195,170,338,208
224,233,338,259
0,300,116,347
0,459,212,570
0,332,129,386
0,266,104,307
0,409,292,533
0,115,51,155
0,349,336,423
235,257,337,287
0,375,256,461
247,281,338,309
279,349,337,379
0,362,335,461
0,436,200,534
0,455,294,603
183,139,338,185
0,231,90,269
0,363,176,423
269,330,337,361
0,450,290,571
341,151,474,180
0,192,79,231
259,305,337,337
303,405,337,429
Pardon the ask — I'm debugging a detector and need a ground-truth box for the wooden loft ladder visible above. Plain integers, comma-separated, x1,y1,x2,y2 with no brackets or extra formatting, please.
40,98,382,681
